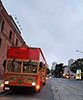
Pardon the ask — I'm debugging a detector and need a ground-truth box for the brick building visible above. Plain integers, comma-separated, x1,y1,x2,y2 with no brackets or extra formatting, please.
0,1,28,78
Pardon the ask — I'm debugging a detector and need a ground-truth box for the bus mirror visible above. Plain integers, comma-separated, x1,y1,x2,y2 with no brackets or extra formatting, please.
39,62,43,69
3,59,6,69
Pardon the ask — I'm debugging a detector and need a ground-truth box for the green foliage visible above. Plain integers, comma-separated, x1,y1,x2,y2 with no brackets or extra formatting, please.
51,69,55,75
70,66,76,73
70,58,83,79
54,63,64,77
71,58,83,71
46,68,50,75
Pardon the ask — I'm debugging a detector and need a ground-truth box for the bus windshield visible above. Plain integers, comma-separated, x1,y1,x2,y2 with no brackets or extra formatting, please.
23,62,37,73
6,60,37,74
7,60,22,73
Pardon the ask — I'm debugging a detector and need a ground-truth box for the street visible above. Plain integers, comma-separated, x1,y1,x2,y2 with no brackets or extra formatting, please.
51,78,83,100
0,79,54,100
0,78,83,100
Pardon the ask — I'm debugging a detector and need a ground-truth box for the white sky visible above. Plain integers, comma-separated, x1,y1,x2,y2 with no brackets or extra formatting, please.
2,0,83,67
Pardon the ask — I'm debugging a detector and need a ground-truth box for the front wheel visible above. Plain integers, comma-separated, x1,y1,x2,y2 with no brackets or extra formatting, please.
35,88,40,93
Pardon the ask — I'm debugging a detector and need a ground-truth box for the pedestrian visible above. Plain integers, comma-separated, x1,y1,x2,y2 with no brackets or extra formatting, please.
11,58,17,72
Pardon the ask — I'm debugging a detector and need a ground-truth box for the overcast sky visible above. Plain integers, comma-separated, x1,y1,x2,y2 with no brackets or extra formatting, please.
2,0,83,67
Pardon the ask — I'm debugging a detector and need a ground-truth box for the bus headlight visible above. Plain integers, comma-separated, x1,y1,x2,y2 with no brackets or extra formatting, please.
36,85,40,90
32,82,36,86
0,83,4,87
5,81,9,84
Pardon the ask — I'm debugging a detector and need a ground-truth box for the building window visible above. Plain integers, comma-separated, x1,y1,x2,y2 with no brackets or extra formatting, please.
0,15,4,33
0,38,2,48
1,19,4,32
9,30,12,40
0,16,2,29
16,39,18,46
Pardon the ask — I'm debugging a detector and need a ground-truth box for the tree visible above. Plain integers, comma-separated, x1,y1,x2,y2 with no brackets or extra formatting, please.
70,58,83,79
54,63,64,78
71,58,83,72
46,68,50,75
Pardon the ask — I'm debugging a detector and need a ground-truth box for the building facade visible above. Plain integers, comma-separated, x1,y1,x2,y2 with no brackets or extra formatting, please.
51,62,57,70
0,1,27,78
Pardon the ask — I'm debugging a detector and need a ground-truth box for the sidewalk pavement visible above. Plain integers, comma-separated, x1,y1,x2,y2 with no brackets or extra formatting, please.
0,79,4,93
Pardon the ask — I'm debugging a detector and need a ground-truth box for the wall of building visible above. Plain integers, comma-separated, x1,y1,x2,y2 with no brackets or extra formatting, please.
0,1,27,78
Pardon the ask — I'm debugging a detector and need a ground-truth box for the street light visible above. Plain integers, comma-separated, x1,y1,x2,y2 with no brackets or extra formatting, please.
76,50,83,54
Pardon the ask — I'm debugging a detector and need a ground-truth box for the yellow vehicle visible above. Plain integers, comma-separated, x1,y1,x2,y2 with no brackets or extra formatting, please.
76,69,81,80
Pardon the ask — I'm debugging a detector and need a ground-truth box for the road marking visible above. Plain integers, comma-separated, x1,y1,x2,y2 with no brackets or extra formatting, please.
0,90,12,96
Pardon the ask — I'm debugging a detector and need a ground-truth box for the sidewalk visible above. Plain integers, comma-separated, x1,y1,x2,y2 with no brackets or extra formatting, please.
0,79,4,93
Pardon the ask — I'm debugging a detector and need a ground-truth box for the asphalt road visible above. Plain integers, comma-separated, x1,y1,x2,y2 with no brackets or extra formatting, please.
51,78,83,100
0,79,54,100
